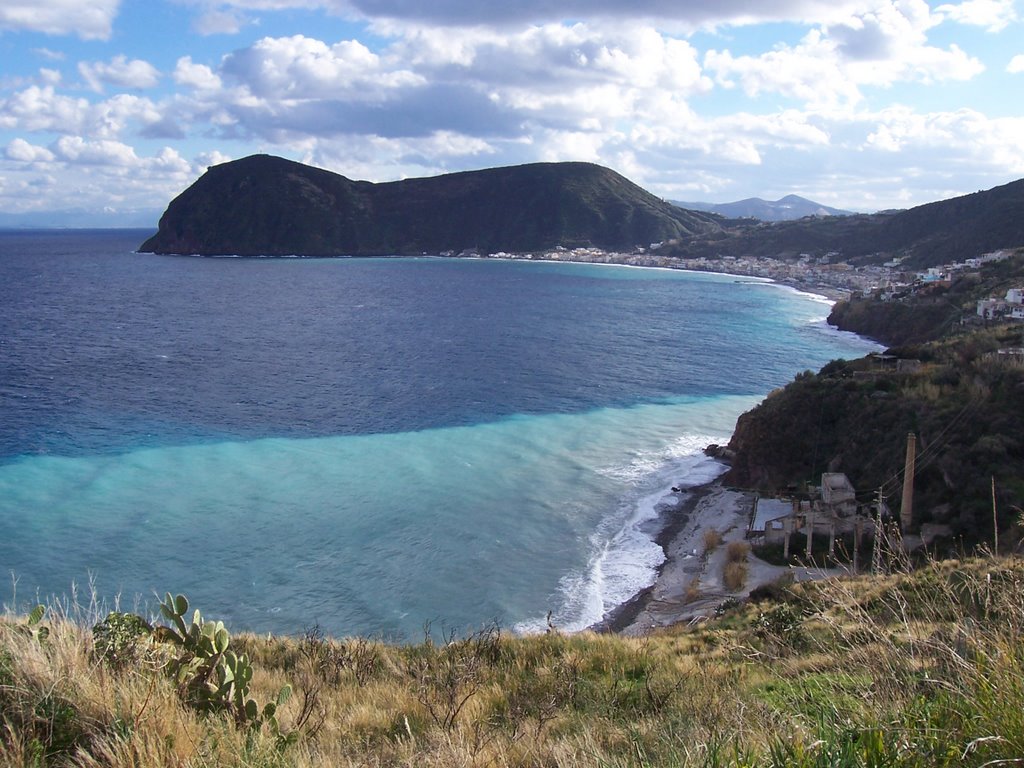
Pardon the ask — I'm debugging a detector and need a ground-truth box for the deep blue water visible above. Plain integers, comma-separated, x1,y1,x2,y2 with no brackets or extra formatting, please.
0,230,879,637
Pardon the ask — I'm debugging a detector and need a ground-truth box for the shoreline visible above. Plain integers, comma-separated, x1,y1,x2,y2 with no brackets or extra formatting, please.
588,481,718,633
590,475,841,636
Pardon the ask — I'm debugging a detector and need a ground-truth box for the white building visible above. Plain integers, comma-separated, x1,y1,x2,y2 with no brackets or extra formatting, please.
979,298,1007,319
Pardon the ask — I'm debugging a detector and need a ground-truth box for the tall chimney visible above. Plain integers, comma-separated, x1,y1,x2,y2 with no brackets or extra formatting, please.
901,432,916,531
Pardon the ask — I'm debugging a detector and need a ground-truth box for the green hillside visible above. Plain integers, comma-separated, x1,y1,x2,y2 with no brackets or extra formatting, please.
139,155,720,257
664,177,1024,268
724,255,1024,545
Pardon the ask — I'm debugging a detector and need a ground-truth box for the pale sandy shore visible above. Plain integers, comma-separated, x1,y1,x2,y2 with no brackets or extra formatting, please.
591,478,840,635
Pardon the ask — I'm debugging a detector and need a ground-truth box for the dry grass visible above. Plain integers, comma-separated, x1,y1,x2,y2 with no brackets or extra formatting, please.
684,576,702,604
723,561,748,592
703,528,723,552
5,556,1024,766
725,541,750,562
722,541,750,591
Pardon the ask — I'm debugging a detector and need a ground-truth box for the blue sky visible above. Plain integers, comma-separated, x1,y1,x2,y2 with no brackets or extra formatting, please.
1,0,1022,224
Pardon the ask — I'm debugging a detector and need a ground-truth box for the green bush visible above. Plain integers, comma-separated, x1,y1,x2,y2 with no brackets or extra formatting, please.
92,611,153,671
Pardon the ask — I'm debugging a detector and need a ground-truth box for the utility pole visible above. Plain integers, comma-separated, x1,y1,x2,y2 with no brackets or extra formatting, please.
900,432,916,532
873,487,884,574
992,476,999,555
853,517,862,573
806,506,815,560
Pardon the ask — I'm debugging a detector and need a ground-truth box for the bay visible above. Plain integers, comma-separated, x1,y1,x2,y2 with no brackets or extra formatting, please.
0,231,878,638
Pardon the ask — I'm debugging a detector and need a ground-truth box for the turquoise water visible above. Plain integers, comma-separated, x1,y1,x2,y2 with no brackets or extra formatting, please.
0,233,879,638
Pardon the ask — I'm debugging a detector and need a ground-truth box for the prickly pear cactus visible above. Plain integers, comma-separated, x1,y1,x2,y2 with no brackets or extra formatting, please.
152,592,292,732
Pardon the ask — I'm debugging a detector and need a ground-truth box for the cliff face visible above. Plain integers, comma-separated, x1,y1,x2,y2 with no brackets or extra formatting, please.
139,155,721,257
827,299,957,347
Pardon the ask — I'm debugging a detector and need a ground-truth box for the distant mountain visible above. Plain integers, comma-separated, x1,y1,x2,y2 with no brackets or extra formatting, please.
671,195,854,221
140,155,721,256
663,177,1024,268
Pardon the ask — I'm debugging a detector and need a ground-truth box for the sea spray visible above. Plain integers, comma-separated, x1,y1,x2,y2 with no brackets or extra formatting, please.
515,435,729,634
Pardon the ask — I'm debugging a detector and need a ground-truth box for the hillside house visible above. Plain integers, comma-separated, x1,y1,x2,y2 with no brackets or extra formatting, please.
918,267,948,282
978,298,1008,319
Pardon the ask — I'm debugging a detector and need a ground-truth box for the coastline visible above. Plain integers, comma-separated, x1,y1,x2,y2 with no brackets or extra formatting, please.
591,475,840,636
588,481,718,633
575,264,864,636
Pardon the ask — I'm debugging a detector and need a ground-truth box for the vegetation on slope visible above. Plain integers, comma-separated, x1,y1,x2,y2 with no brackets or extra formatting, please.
828,251,1024,346
723,324,1024,545
5,557,1024,766
139,155,720,257
723,254,1024,547
664,176,1024,268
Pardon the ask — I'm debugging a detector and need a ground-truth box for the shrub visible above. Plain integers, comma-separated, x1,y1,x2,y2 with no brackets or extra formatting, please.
726,541,750,563
754,603,808,652
703,529,723,552
684,577,702,604
154,592,292,735
92,611,154,671
723,561,748,592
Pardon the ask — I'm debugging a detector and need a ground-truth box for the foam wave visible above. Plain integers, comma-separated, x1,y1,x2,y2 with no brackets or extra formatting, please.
516,439,727,634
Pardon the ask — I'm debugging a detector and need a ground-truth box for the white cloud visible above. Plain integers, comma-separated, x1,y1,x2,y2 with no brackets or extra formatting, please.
200,23,712,146
174,57,224,90
52,136,139,165
193,8,249,35
33,48,67,62
0,0,121,40
0,141,201,215
857,107,1024,173
705,1,983,107
936,0,1018,32
78,56,161,93
1008,55,1024,74
325,0,880,28
0,85,162,139
0,86,91,133
194,150,233,171
2,1,1021,217
221,35,424,99
705,36,861,108
5,138,56,163
39,69,62,86
48,137,194,176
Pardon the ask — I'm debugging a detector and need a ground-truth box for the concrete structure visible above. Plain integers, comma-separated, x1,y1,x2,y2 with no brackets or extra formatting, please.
751,473,882,564
821,473,857,517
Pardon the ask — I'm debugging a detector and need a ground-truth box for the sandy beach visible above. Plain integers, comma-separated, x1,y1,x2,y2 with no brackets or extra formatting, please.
592,477,838,636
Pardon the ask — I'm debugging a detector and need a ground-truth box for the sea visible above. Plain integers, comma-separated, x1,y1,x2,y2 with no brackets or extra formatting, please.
0,229,880,639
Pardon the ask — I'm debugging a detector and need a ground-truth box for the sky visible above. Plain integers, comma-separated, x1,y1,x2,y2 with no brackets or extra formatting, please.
1,0,1023,225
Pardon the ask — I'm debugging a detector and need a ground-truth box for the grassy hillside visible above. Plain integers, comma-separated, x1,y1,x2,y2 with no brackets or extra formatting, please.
139,159,1024,265
4,557,1024,766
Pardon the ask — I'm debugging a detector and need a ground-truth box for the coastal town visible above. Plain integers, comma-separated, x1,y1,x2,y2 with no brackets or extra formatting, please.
468,243,1024,309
